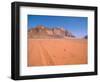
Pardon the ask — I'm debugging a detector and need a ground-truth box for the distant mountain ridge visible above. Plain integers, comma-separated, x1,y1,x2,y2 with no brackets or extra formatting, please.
28,25,75,39
84,35,87,39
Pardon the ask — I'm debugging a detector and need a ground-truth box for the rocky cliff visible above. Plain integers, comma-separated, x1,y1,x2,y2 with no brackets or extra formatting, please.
84,35,88,39
28,25,75,39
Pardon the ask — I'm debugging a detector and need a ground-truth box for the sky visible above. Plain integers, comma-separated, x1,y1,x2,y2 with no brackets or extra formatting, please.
28,15,88,38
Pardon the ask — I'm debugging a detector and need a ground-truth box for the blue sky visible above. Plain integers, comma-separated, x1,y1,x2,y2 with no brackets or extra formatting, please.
28,15,88,38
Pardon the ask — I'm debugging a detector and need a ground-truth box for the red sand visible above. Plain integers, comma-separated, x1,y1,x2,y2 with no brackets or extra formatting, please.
28,39,87,66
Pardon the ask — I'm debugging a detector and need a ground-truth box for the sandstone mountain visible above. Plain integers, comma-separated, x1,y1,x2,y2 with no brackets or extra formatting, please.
28,25,75,39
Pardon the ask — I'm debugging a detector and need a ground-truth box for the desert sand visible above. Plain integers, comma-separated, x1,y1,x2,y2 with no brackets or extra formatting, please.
28,39,87,66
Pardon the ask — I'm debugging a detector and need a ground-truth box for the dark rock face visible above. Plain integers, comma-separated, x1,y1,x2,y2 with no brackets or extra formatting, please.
65,30,75,37
28,25,75,38
84,35,88,39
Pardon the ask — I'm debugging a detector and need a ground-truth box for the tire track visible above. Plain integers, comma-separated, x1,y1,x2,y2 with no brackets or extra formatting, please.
39,41,56,65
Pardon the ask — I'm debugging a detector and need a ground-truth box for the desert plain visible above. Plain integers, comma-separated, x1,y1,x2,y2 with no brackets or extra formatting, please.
28,38,87,66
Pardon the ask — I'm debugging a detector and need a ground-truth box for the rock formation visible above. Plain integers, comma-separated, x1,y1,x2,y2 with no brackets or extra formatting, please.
84,35,88,39
28,25,75,39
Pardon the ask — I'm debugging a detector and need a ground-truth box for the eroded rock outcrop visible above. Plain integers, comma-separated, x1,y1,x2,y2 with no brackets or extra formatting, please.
28,25,75,39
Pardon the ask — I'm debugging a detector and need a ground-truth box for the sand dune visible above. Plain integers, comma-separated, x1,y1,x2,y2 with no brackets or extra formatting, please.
28,39,87,66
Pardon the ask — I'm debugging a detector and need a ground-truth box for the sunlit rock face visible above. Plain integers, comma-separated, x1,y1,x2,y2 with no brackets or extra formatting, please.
28,25,75,38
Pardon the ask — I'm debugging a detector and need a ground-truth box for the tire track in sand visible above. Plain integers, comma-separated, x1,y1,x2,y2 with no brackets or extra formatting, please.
39,41,56,65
